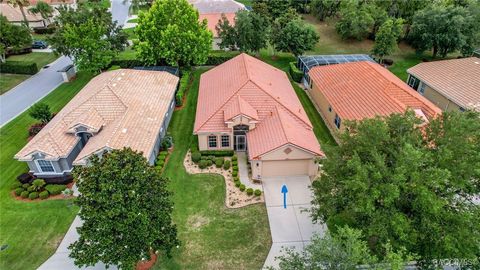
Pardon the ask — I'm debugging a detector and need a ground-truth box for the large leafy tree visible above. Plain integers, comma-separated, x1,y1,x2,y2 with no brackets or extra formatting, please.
70,148,179,269
233,10,269,55
371,18,404,63
312,111,480,267
135,0,212,66
49,3,127,73
335,0,375,40
252,0,291,21
0,15,31,62
409,5,479,57
271,19,319,57
215,14,237,51
271,227,412,270
310,0,341,21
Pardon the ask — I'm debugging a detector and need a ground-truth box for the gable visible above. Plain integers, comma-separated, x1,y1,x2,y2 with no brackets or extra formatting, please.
260,144,317,161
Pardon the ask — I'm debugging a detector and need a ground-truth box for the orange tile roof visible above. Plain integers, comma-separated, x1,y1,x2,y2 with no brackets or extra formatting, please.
407,57,480,111
199,13,236,37
0,3,44,22
195,53,322,158
15,69,179,164
309,61,441,120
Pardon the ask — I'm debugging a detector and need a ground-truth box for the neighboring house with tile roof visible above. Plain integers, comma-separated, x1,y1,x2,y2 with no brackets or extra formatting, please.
0,3,51,28
194,53,323,180
407,57,480,112
15,69,179,178
307,61,441,135
189,0,245,49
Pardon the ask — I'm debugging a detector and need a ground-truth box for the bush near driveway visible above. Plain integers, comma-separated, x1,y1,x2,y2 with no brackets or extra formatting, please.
0,61,38,75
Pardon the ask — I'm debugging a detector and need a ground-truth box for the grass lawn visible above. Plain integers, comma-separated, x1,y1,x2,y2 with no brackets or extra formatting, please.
127,18,138,23
0,73,30,95
122,27,138,40
153,68,271,269
7,52,59,69
0,72,93,270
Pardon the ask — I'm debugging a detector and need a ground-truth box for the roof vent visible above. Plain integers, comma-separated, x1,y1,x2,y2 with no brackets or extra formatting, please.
122,128,127,133
474,61,479,64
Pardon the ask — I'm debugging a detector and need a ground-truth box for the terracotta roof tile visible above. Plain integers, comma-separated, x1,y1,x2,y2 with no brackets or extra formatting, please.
0,3,43,22
15,69,179,163
309,61,441,120
407,57,480,110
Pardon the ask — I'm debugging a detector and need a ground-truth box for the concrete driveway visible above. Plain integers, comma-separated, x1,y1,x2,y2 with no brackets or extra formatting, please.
262,176,326,269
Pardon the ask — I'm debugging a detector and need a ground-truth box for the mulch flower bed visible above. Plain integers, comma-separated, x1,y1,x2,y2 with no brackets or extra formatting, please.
11,182,75,202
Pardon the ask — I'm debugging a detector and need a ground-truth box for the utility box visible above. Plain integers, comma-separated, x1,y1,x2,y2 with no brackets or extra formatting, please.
58,64,76,82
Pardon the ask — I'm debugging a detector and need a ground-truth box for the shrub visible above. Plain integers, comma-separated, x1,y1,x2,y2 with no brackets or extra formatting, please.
232,171,238,177
33,25,56,34
32,179,46,191
233,176,239,182
232,165,238,171
161,136,173,150
15,187,25,196
206,160,213,166
45,184,66,195
223,160,231,170
21,191,29,198
198,160,209,169
199,150,234,157
17,173,34,184
289,62,303,83
232,155,237,161
22,183,30,189
11,181,22,189
29,103,52,124
159,151,168,156
176,71,191,106
254,189,262,196
28,122,46,137
62,188,73,196
235,181,241,187
157,155,166,162
0,61,38,75
232,160,238,167
246,188,253,195
191,152,202,163
156,160,165,167
215,157,224,168
27,186,35,192
29,192,39,200
39,190,49,199
207,155,216,161
205,52,240,65
239,184,246,191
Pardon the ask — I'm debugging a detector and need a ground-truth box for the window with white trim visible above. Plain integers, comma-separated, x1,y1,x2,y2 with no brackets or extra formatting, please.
221,135,230,147
334,114,341,129
37,159,55,172
418,83,425,95
208,135,217,148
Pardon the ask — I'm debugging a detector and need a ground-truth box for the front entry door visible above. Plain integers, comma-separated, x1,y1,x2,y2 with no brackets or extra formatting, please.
236,135,246,151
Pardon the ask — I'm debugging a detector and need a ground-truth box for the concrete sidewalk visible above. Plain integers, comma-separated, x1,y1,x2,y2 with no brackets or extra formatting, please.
237,152,263,191
262,176,326,269
37,216,116,270
0,56,72,127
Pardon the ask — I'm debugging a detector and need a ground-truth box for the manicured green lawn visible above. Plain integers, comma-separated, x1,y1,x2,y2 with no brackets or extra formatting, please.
153,68,271,269
7,52,59,69
122,27,137,40
0,72,93,270
127,18,138,23
0,73,30,94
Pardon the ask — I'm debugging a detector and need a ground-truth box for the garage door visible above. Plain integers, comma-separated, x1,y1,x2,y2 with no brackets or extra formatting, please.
262,160,310,177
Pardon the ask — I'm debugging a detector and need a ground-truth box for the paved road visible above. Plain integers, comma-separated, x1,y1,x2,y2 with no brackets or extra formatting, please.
262,176,326,269
111,0,130,26
0,56,73,127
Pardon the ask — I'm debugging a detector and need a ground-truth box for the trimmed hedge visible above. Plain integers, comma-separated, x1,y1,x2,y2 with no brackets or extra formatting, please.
45,184,66,195
239,184,246,191
215,157,224,168
0,61,38,75
39,190,49,200
232,171,238,177
199,150,234,157
231,155,237,161
246,188,253,196
223,160,231,170
198,160,209,169
254,189,262,196
191,152,201,163
15,187,24,196
235,181,241,187
21,191,29,198
11,181,22,189
204,52,240,65
176,71,191,106
289,62,303,83
29,192,39,200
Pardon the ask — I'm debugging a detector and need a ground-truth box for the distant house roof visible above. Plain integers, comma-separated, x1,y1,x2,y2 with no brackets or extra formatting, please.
0,3,44,23
15,69,179,164
190,0,245,37
309,61,441,121
194,53,322,159
407,57,480,111
28,0,74,4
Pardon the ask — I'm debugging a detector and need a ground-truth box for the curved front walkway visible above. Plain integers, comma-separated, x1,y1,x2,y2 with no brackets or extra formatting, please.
262,176,326,269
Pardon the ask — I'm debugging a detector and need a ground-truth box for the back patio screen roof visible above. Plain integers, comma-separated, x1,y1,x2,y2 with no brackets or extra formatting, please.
297,54,375,74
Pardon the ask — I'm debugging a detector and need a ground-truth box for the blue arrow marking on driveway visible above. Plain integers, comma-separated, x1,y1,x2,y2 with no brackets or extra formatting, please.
281,184,288,209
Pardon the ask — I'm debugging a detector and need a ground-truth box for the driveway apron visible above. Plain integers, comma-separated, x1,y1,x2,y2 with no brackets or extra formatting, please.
262,176,326,269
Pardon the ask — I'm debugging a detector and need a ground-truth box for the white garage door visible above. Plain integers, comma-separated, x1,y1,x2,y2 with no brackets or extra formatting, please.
262,159,310,177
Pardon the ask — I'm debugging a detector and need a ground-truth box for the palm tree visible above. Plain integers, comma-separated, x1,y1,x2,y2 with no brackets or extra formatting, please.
29,1,53,20
1,0,31,27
